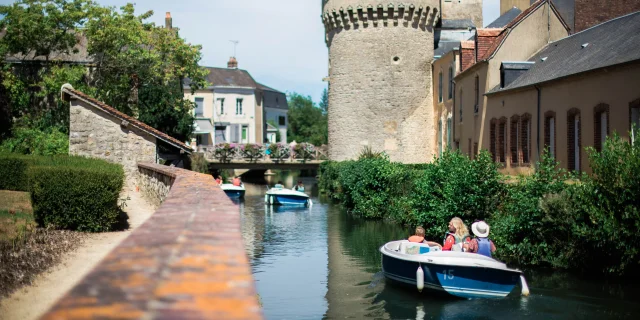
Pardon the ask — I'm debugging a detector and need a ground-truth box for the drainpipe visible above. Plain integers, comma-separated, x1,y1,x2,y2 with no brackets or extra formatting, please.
535,85,542,166
452,79,457,150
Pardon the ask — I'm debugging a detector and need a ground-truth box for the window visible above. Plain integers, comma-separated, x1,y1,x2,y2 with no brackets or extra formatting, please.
459,90,463,122
631,99,640,144
474,76,480,114
499,118,507,163
567,109,581,172
490,119,497,162
544,111,556,158
217,98,225,114
195,97,204,117
448,67,453,100
447,118,452,150
438,72,443,103
279,116,286,126
438,120,443,156
510,115,520,166
521,114,531,164
236,98,243,115
594,104,610,152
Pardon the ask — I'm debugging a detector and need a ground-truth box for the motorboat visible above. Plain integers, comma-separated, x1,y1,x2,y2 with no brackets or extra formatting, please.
220,183,245,199
265,187,312,207
380,240,529,299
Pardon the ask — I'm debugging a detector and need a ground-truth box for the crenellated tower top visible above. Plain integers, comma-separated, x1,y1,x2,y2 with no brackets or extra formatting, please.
322,1,441,34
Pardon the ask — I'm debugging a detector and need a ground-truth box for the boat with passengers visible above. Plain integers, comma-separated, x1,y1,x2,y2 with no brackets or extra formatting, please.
265,184,312,207
380,240,529,299
220,183,245,199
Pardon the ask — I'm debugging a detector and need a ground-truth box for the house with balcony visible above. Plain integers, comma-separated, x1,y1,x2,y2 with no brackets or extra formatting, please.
184,58,289,150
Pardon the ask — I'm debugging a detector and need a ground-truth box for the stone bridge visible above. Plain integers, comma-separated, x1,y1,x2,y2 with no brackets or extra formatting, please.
196,143,328,170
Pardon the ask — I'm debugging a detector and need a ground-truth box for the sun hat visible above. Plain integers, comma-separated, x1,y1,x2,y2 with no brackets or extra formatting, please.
471,221,490,238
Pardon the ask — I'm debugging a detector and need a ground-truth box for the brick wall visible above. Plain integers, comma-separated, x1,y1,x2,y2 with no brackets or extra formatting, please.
42,163,262,319
575,0,640,32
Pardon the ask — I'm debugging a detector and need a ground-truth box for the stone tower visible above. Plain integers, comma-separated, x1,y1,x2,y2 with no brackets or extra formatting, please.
322,0,441,163
442,0,483,28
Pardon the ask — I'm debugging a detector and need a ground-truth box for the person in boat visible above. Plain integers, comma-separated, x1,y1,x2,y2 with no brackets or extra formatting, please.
215,175,223,185
274,181,285,189
442,217,471,252
464,221,496,258
293,180,305,192
409,226,443,248
232,176,242,187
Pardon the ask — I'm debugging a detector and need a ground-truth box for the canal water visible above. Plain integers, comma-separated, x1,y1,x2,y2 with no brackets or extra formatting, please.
237,173,640,320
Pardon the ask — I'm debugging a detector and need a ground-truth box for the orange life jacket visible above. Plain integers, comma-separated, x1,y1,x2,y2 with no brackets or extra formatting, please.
408,236,425,243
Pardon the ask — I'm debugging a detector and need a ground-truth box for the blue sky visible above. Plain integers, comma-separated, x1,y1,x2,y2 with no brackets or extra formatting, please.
0,0,501,103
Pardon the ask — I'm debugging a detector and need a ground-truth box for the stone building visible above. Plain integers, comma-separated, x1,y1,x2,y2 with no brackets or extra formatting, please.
484,11,640,174
322,0,482,163
62,85,192,180
453,0,570,161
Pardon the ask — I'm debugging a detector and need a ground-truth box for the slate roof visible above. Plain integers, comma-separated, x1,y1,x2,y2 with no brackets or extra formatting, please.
184,67,259,89
441,19,476,29
486,7,522,28
61,86,192,152
488,11,640,94
435,41,461,57
257,82,284,93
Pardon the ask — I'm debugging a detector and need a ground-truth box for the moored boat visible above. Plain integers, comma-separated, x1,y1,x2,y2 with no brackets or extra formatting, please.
380,240,528,299
265,187,312,207
220,184,245,199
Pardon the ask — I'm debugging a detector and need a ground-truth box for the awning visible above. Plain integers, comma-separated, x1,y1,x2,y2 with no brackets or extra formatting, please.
194,119,214,134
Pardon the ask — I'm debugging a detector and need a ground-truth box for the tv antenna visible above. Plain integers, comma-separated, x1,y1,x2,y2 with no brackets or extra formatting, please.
229,40,239,57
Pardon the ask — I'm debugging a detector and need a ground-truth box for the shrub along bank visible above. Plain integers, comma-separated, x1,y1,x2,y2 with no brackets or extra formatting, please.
319,134,640,276
0,153,124,232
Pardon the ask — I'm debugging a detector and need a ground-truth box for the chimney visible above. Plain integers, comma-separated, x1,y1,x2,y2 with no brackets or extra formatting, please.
227,57,238,69
165,12,172,29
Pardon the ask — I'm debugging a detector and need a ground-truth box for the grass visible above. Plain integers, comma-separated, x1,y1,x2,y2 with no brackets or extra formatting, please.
0,190,35,242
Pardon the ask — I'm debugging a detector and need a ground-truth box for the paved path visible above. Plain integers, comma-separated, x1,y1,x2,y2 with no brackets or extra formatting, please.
0,187,155,320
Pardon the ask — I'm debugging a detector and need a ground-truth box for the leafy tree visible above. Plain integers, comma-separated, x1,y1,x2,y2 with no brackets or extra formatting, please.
287,92,328,146
319,87,328,115
0,1,208,149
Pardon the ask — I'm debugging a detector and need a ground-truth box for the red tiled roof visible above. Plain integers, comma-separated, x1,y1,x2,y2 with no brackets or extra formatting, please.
460,40,475,49
456,0,570,78
62,86,192,153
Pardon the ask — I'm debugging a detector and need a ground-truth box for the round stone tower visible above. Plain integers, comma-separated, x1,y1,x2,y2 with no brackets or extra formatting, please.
322,0,440,163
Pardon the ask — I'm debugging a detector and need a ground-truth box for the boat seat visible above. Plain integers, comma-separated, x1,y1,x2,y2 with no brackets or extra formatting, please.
399,241,441,255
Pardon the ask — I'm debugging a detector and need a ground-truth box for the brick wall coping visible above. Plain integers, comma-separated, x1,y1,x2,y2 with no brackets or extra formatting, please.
43,163,262,319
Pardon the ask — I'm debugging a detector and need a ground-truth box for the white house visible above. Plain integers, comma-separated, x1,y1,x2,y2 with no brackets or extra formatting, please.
184,58,289,148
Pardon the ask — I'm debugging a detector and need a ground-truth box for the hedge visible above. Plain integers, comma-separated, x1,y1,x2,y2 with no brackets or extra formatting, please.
0,153,125,232
320,139,640,277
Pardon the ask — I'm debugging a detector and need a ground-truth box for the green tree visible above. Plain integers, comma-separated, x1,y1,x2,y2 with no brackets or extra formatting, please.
319,87,328,115
287,92,328,146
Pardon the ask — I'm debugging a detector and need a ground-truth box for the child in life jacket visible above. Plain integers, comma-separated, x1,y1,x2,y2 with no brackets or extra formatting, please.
442,217,471,252
465,221,496,258
409,226,442,248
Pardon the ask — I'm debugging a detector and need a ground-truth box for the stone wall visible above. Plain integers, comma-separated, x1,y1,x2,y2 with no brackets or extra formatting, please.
136,165,175,208
69,100,157,180
441,0,483,28
323,0,439,163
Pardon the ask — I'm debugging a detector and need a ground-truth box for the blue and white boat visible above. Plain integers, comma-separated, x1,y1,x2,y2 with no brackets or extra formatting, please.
380,240,529,299
220,184,245,199
265,187,312,207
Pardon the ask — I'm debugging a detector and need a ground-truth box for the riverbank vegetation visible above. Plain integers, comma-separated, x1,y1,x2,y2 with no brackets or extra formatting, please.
319,134,639,276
